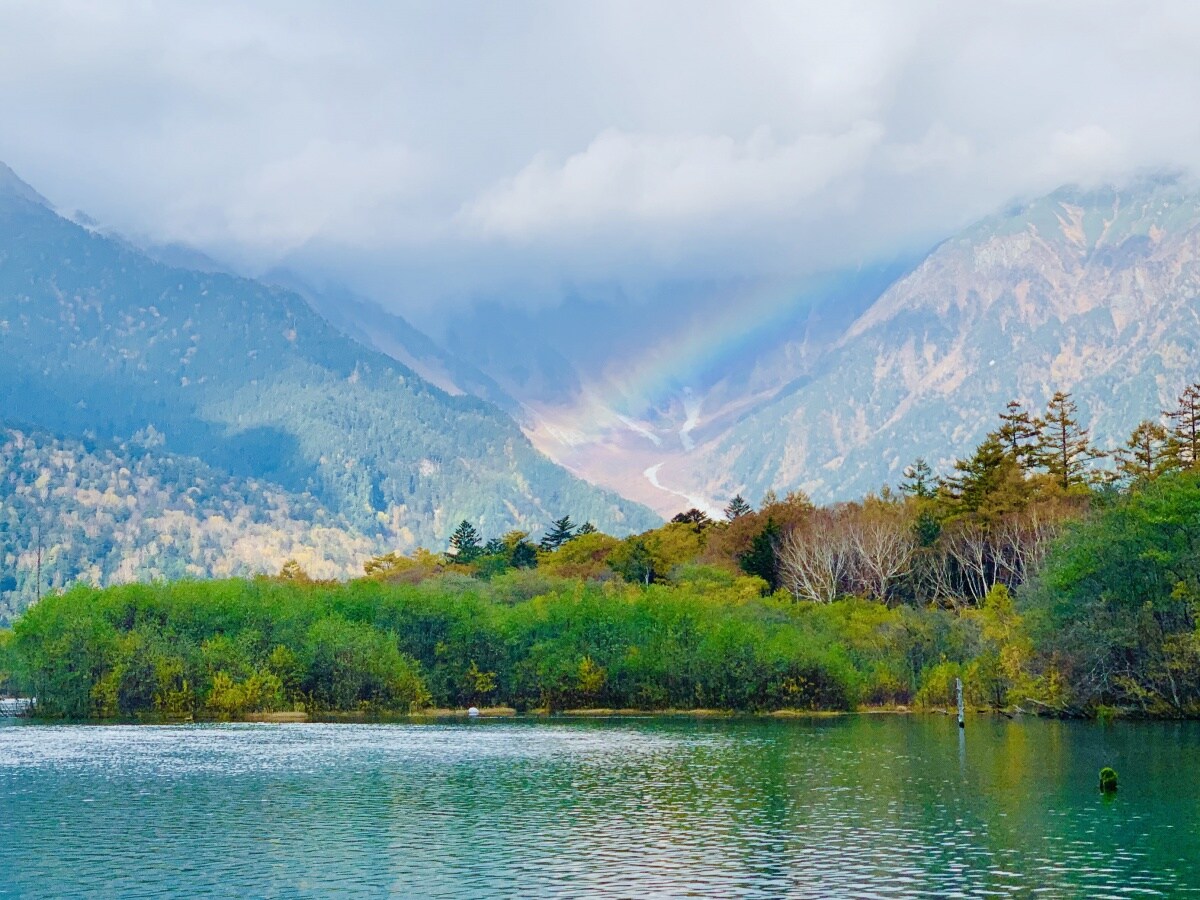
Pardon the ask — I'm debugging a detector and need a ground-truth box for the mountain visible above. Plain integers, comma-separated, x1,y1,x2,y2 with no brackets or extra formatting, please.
0,163,658,610
0,424,377,619
684,175,1200,502
428,265,907,515
269,274,523,418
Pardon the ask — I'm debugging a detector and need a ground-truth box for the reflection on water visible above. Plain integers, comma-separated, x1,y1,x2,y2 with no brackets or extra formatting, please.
1,716,1198,898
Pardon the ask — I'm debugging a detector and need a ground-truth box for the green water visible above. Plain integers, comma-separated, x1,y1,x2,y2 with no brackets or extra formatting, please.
1,715,1197,897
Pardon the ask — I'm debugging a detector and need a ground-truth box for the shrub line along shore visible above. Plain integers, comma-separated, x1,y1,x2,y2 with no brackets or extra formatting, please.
3,392,1199,722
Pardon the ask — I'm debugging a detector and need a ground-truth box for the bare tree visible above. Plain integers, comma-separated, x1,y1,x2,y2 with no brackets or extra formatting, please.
777,510,853,603
844,500,916,601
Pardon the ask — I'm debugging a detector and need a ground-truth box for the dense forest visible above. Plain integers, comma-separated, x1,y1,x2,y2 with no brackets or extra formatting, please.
0,425,380,620
2,386,1198,719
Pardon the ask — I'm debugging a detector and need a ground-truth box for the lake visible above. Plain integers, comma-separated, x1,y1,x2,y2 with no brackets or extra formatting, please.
1,715,1198,897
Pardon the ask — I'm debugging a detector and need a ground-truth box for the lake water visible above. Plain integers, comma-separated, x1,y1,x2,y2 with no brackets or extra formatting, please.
1,715,1198,897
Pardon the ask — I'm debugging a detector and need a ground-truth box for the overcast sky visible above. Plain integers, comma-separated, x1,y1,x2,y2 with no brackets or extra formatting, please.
4,1,1200,314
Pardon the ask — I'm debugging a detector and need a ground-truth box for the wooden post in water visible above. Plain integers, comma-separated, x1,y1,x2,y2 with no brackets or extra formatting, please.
956,677,965,728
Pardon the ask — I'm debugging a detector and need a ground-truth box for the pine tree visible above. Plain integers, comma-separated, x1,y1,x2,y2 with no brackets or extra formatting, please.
723,495,752,520
540,516,576,551
1165,382,1200,469
576,522,597,535
738,518,781,591
510,540,538,568
671,508,712,529
942,435,1028,522
899,458,935,498
1035,391,1099,489
1116,420,1173,482
449,520,482,562
994,400,1040,470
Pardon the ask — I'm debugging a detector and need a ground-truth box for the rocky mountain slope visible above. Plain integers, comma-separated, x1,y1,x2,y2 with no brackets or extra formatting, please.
686,176,1200,502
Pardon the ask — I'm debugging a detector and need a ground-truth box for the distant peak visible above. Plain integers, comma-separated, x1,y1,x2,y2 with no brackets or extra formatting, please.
0,161,50,207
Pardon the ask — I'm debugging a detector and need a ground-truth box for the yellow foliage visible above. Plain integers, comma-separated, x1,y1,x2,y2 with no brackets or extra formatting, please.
541,532,620,579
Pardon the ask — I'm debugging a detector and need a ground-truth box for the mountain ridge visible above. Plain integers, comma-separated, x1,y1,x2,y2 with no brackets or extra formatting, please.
683,175,1200,503
0,163,660,614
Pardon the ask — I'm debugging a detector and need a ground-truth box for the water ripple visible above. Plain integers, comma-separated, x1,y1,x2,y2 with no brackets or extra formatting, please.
1,717,1197,898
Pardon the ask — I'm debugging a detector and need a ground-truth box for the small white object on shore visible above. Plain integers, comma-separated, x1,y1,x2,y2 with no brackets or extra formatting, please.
468,707,480,717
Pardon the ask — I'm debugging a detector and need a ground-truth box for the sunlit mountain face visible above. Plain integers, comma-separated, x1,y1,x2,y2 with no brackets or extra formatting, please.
315,175,1200,515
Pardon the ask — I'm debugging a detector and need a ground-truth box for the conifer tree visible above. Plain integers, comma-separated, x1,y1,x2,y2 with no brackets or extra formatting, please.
738,518,781,591
671,508,712,529
899,458,935,498
994,400,1040,470
1116,420,1173,482
540,516,576,551
723,495,752,520
1035,391,1099,489
576,522,597,535
942,436,1028,522
449,520,482,562
1165,382,1200,469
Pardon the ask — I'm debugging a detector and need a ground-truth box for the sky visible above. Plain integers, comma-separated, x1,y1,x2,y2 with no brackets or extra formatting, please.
4,1,1200,317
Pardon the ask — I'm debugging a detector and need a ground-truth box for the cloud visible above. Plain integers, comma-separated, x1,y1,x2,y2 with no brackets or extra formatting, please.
462,124,885,239
2,1,1200,310
183,139,426,253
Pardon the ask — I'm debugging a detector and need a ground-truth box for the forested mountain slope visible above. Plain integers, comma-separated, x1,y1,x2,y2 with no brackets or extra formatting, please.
0,163,657,612
0,425,378,620
689,176,1200,502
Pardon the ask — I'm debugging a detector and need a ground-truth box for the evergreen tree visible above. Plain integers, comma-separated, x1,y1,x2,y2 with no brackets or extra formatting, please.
449,520,482,562
575,522,597,535
942,435,1028,522
1035,391,1099,489
1165,382,1200,469
671,508,712,529
899,458,935,498
723,495,752,520
1116,420,1173,482
483,537,507,556
509,539,539,569
994,400,1040,470
738,518,781,591
539,516,576,551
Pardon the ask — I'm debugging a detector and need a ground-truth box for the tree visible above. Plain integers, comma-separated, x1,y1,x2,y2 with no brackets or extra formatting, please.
738,518,781,591
845,500,916,601
776,512,850,603
1035,391,1099,489
576,522,597,535
941,436,1028,523
994,400,1040,471
609,538,655,585
539,516,576,551
900,458,935,498
506,533,540,569
277,560,310,582
449,520,482,562
724,495,752,520
1166,382,1200,469
671,508,712,530
1115,420,1173,482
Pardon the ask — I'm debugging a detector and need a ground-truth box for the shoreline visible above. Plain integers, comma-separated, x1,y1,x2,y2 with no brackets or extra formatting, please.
6,704,1041,725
